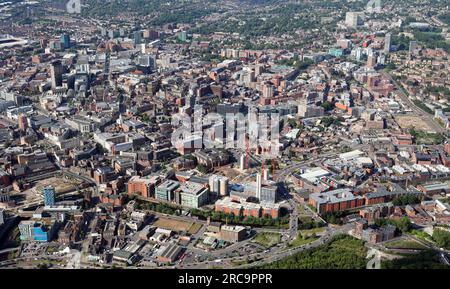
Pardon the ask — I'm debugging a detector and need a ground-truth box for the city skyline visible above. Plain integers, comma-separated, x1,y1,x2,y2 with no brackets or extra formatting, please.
0,0,449,274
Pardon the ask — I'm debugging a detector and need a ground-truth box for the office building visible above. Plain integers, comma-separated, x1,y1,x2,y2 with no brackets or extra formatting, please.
215,197,280,219
309,188,365,214
137,54,156,72
155,180,180,201
60,33,70,49
244,181,278,203
43,186,55,206
50,60,63,89
134,30,142,45
179,182,209,209
127,176,160,198
18,220,58,242
18,220,34,241
209,175,220,196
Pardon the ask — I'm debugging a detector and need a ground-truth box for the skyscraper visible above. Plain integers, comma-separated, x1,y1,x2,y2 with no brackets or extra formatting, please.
43,186,55,206
134,31,142,45
60,33,70,49
256,173,262,200
50,60,63,89
384,33,391,53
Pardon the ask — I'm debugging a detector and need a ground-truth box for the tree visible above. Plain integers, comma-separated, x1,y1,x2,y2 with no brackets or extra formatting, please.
321,101,334,111
432,228,450,249
259,235,367,269
196,164,208,174
392,194,420,206
382,250,448,269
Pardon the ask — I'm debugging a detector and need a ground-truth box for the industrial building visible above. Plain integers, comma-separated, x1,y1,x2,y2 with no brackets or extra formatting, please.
219,225,247,243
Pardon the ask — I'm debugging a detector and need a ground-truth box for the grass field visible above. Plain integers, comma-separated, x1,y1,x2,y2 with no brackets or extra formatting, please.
187,223,203,235
154,217,193,232
289,233,319,248
260,235,368,269
384,239,428,250
300,227,326,236
253,232,281,248
409,230,435,244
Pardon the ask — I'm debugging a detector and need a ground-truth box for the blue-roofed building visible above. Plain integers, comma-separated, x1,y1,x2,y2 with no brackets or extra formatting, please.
328,48,344,57
19,220,59,242
33,225,50,242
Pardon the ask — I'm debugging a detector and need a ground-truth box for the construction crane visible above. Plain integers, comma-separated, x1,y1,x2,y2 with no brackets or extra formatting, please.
245,134,250,170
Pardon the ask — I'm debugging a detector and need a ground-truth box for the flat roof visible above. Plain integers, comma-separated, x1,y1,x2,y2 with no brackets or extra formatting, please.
310,188,363,204
339,150,364,160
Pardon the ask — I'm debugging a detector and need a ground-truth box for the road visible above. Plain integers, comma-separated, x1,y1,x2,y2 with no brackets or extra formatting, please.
0,246,20,255
180,223,354,269
175,146,370,269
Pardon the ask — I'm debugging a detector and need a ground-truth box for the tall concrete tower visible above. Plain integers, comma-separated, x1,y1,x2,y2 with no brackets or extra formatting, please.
239,154,246,171
256,173,262,200
384,33,391,53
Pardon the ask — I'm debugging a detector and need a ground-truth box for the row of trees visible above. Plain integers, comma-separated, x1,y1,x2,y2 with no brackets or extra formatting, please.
374,217,413,233
392,194,421,206
321,211,347,225
189,209,290,228
137,201,181,216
